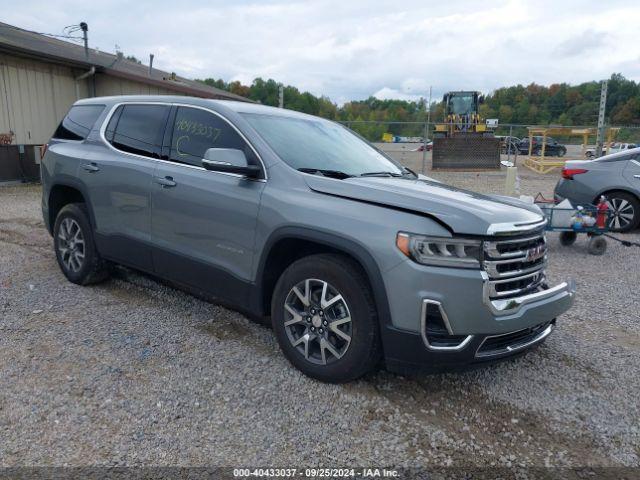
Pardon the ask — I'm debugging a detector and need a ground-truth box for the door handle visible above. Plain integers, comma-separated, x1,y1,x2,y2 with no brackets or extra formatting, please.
154,175,177,188
82,162,99,173
634,175,640,179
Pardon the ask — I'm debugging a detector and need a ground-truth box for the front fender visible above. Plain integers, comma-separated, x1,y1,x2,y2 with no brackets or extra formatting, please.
252,226,393,332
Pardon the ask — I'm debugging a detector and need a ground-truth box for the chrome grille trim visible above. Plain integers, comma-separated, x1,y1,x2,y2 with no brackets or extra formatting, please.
483,231,547,302
486,218,547,236
484,257,547,279
486,272,546,298
484,234,547,259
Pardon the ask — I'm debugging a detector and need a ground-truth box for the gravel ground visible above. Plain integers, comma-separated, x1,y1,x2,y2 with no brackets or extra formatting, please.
0,181,639,471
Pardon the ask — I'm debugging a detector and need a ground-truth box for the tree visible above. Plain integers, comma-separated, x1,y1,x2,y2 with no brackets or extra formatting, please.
193,74,640,141
612,98,640,125
498,105,513,123
124,55,142,64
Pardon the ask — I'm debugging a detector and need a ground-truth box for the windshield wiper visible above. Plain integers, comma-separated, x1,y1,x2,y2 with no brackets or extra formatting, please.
403,167,418,178
298,168,353,179
359,168,418,179
359,171,403,177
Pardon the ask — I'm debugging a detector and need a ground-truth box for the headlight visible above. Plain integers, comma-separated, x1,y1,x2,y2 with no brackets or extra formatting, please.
396,232,482,268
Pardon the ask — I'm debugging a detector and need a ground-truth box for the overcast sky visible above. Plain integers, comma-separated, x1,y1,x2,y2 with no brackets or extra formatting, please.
4,0,640,103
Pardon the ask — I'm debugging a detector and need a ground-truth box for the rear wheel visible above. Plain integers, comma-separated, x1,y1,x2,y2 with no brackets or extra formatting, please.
604,192,639,232
271,254,381,383
53,203,109,285
588,236,607,255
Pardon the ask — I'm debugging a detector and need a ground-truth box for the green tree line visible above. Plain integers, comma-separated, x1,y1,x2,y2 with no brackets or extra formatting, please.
198,74,640,141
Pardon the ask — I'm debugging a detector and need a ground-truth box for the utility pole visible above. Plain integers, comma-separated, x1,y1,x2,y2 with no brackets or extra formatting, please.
426,86,432,127
421,86,432,174
278,84,284,108
595,80,608,158
507,124,513,164
80,22,89,61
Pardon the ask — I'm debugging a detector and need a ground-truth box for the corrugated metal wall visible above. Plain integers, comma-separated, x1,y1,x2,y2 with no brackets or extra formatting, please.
0,53,86,145
0,54,186,147
0,53,197,182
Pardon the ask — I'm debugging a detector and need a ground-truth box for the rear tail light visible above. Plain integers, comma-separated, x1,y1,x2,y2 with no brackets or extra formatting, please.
562,168,588,180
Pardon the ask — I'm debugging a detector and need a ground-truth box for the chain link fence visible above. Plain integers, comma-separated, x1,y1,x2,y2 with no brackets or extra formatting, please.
339,120,640,173
339,120,640,144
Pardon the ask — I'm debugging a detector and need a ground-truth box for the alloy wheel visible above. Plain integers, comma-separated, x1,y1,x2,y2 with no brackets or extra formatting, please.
57,218,85,272
607,197,635,230
283,278,352,365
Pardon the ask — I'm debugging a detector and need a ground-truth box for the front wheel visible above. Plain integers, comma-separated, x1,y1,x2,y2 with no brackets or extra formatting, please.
271,254,381,383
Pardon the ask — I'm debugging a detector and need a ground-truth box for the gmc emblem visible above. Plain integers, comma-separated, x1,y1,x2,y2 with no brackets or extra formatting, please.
526,245,545,262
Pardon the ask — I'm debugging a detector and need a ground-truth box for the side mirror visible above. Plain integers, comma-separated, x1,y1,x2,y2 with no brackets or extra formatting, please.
202,148,261,178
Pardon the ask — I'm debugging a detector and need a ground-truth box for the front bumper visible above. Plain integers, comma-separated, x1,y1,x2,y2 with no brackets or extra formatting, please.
383,320,556,374
379,258,575,372
383,258,575,336
484,277,575,316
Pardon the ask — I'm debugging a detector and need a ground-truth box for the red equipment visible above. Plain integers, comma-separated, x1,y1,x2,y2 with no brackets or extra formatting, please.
596,196,609,229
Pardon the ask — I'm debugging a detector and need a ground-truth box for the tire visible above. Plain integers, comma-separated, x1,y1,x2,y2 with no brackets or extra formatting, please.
271,254,382,383
53,203,109,285
603,192,640,233
559,231,577,246
586,152,594,159
587,236,607,255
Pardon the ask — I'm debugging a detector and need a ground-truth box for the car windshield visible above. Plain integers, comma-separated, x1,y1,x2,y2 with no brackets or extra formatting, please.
242,113,405,177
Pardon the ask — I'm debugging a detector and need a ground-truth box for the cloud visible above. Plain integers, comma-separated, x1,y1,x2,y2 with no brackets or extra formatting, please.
555,31,610,57
373,87,423,102
3,0,640,103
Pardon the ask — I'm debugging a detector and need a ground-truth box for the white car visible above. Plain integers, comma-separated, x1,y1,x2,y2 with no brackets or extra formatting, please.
585,142,637,158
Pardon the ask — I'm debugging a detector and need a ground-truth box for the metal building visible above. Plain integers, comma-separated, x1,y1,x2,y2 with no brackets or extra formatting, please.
0,21,248,182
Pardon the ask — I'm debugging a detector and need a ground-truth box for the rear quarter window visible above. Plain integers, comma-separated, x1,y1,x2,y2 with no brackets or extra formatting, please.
53,105,105,140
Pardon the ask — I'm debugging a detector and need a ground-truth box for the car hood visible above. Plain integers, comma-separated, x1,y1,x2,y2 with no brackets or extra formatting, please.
304,175,544,236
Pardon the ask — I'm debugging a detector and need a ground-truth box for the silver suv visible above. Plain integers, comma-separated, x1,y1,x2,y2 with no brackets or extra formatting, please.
41,96,575,383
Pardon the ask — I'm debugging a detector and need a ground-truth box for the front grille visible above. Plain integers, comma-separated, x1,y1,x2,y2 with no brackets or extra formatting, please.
476,321,553,357
483,232,547,299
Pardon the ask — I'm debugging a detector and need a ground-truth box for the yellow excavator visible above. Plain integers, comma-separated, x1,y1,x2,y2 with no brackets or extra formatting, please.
432,91,500,169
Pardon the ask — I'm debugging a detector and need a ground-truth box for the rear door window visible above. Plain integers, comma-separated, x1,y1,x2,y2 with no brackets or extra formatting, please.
168,106,259,169
53,105,105,140
108,104,170,158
